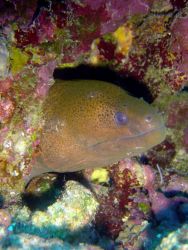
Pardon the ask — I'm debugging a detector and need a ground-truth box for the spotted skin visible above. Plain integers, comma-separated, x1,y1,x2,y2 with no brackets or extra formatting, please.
30,80,166,180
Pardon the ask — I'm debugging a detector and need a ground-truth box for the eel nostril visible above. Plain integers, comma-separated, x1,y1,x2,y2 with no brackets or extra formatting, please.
145,115,152,123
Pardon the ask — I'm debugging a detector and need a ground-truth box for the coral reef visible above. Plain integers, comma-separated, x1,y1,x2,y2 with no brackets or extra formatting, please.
171,14,188,77
89,7,181,96
31,180,98,230
146,91,188,175
0,0,188,249
0,233,103,250
8,180,99,243
156,223,188,250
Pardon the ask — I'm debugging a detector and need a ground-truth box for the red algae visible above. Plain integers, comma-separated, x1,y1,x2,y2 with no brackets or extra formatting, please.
147,138,176,168
171,16,188,77
51,1,68,29
0,96,15,124
15,28,39,48
95,160,150,239
15,8,55,47
36,11,55,43
98,39,116,61
167,101,188,128
170,0,188,9
90,12,186,95
0,78,13,93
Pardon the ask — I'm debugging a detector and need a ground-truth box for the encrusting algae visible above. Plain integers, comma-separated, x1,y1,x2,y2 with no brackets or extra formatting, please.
29,80,166,181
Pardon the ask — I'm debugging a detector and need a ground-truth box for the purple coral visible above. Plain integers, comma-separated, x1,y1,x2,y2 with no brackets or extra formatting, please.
100,0,153,34
144,165,188,222
35,61,57,98
76,0,153,35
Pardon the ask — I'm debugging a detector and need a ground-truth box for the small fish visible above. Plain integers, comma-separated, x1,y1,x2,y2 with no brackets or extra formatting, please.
29,80,166,181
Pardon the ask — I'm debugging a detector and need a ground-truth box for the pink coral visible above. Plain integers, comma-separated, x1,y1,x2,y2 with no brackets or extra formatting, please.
143,165,176,220
143,165,188,222
35,61,57,98
81,0,153,34
165,174,188,193
101,0,153,34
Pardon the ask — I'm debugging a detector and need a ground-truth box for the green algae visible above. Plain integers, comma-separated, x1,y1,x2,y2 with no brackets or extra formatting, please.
10,47,29,75
138,202,151,214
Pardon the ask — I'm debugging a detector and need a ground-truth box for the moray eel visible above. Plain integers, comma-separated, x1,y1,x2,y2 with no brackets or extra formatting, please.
29,80,166,180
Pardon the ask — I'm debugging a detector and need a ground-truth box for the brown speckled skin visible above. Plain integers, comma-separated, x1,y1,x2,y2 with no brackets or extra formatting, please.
34,80,166,176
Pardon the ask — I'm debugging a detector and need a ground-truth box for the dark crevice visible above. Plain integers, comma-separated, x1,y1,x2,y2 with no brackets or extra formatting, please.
53,65,154,103
22,171,95,212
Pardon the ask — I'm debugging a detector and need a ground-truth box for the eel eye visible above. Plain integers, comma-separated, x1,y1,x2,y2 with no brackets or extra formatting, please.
115,112,128,125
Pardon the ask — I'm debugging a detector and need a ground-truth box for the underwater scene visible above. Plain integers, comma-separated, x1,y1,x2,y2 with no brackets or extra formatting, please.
0,0,188,249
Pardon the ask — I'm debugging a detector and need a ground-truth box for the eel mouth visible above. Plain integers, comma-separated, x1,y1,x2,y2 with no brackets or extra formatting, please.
64,124,167,172
90,124,166,150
